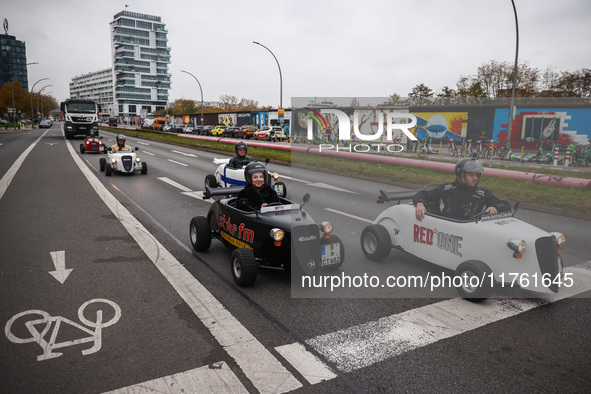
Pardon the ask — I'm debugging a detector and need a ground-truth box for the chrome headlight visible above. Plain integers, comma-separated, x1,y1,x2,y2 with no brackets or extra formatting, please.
270,228,284,241
319,221,333,235
550,232,565,246
507,239,526,253
110,158,116,164
272,172,279,181
136,157,141,162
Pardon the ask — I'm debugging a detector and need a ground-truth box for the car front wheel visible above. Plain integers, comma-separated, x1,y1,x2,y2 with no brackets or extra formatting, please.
455,260,493,302
105,163,112,176
360,224,391,261
205,174,218,188
141,162,148,174
80,144,85,154
231,248,257,286
99,158,106,171
190,216,211,252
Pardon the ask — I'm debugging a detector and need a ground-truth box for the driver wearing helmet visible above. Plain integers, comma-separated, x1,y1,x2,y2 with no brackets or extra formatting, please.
413,158,509,221
228,141,252,169
237,161,280,210
110,134,132,152
85,130,98,139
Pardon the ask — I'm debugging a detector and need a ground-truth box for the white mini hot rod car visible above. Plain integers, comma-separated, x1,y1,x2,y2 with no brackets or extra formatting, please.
99,147,148,176
360,188,566,302
205,158,287,197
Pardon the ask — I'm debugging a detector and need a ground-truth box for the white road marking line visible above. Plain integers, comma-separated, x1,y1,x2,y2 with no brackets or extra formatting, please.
308,182,358,194
136,141,149,145
283,262,591,375
172,150,198,157
275,343,337,385
167,159,188,167
66,134,302,393
142,151,155,156
324,208,373,223
158,177,192,192
104,361,248,394
0,129,50,201
182,191,214,203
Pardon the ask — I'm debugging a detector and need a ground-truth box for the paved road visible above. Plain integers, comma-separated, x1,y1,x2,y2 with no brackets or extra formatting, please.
1,124,590,393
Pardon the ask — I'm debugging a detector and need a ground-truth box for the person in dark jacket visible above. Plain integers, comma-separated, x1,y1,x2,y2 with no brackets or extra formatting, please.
228,141,253,169
413,158,509,221
237,161,280,210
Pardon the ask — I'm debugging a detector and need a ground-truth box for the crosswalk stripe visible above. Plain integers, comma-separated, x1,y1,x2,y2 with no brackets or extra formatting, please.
104,361,248,393
278,262,591,376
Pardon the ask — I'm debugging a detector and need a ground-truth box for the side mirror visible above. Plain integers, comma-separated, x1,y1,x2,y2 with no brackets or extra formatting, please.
513,201,520,213
265,158,271,164
135,147,139,151
301,193,311,209
107,147,112,152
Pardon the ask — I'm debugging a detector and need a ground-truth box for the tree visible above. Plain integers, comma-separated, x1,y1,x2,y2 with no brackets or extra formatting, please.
408,83,433,105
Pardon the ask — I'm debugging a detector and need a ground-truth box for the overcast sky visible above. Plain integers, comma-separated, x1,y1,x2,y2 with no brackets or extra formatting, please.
4,0,590,107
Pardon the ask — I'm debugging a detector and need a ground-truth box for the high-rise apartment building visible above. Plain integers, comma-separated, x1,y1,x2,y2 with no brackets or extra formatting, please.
110,10,171,118
0,32,29,91
69,68,114,114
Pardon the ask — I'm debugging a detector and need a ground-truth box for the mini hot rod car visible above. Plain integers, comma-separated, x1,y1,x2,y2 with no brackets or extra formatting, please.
360,188,566,302
80,137,107,154
99,147,148,176
189,186,344,286
205,158,287,197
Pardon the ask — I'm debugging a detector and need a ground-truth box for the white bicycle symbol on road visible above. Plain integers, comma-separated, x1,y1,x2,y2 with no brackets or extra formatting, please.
5,298,121,361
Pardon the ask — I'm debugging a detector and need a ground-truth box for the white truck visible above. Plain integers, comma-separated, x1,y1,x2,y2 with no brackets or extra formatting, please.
60,99,101,139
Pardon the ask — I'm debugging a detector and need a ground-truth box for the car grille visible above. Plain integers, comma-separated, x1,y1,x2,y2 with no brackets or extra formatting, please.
121,156,133,171
535,236,560,293
90,142,98,150
291,224,321,270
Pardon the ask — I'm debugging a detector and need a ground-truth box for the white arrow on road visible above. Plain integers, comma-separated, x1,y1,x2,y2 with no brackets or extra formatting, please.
49,250,72,284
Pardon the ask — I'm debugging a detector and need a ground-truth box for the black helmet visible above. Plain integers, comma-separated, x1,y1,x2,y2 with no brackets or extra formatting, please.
235,141,247,155
244,161,267,185
116,134,126,145
455,158,484,178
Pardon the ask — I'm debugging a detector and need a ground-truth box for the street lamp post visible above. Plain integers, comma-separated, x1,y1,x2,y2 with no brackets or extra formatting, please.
253,41,283,110
40,91,53,119
38,85,53,118
506,0,519,148
30,78,49,128
180,70,204,126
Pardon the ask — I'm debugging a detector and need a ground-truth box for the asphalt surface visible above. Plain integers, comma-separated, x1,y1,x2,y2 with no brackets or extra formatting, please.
1,123,590,393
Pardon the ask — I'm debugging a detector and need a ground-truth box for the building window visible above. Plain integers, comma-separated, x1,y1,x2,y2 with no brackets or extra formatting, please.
129,105,137,113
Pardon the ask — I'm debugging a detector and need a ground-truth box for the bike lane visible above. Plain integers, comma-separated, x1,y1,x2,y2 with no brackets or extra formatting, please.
0,126,245,392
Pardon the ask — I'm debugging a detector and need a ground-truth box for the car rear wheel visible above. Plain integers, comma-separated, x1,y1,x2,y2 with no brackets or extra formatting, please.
455,260,493,302
99,158,106,171
205,174,218,188
231,248,257,286
105,163,112,176
190,216,211,252
360,224,391,261
141,162,148,174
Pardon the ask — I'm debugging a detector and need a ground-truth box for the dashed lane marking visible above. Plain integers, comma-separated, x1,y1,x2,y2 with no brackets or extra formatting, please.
167,159,188,167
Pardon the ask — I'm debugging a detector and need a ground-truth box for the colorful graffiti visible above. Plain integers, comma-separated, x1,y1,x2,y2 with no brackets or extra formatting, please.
412,112,468,140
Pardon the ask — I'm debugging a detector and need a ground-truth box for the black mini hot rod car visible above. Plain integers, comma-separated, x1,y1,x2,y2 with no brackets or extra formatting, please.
190,186,344,286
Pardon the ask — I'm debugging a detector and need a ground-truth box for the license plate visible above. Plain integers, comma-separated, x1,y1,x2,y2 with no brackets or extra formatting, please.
321,243,341,266
273,183,284,196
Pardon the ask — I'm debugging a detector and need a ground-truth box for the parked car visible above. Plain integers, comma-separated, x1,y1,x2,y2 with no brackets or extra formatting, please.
254,126,287,141
237,125,259,139
211,125,227,136
201,125,214,136
193,125,204,134
223,126,241,138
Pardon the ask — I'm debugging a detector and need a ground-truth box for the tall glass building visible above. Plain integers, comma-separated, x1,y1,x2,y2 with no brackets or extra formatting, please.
110,10,171,119
0,33,29,91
